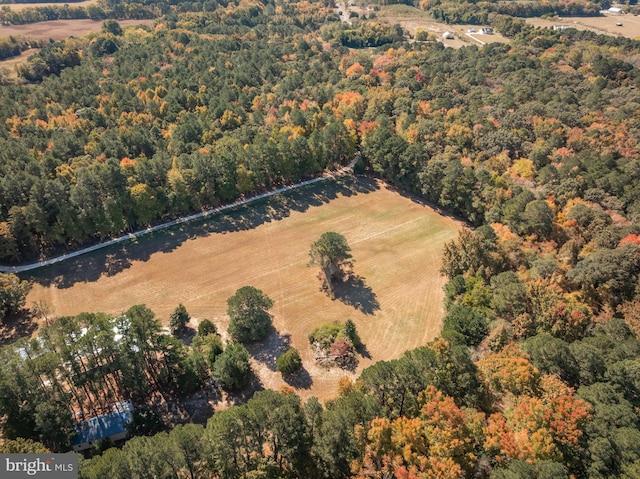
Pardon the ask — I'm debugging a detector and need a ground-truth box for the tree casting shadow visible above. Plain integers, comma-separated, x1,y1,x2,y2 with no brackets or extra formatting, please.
23,176,379,289
0,309,38,346
245,328,291,372
332,274,380,315
283,366,313,389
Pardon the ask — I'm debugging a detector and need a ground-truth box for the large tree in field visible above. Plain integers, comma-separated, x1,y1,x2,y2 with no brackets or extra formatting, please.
227,286,274,342
309,231,352,298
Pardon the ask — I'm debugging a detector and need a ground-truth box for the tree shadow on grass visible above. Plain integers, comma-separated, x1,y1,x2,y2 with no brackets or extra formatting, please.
23,175,379,289
227,371,265,406
245,328,291,372
177,325,197,346
383,181,467,224
0,309,37,346
332,274,380,315
357,342,372,360
283,366,313,389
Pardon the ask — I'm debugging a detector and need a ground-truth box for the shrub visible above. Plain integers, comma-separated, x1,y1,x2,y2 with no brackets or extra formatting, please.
197,319,217,337
308,321,344,350
276,348,303,376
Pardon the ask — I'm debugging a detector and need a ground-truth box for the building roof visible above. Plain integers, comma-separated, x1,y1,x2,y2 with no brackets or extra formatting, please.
71,401,133,446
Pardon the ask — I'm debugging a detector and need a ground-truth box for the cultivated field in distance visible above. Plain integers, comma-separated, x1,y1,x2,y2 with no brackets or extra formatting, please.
527,14,640,39
0,18,154,41
25,176,462,401
0,0,96,11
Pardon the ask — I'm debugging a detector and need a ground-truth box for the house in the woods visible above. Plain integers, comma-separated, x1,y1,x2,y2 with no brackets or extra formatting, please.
71,400,134,452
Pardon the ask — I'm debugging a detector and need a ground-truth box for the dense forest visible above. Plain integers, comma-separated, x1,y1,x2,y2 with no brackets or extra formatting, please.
2,0,640,477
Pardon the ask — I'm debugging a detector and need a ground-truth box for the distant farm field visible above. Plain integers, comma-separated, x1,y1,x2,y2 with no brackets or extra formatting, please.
0,0,95,11
0,18,154,41
25,176,462,401
526,15,640,39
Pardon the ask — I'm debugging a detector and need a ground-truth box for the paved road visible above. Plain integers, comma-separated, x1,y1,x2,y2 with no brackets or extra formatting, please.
0,158,358,274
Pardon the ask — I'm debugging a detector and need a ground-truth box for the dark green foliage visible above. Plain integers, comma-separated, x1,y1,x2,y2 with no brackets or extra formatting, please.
227,286,274,342
442,303,489,347
490,271,528,321
343,319,361,348
276,348,302,376
0,273,31,322
312,392,381,478
169,303,190,336
0,37,38,62
491,460,568,479
359,340,483,418
194,333,224,368
34,400,75,451
521,199,554,239
204,390,311,477
2,5,640,477
212,343,251,391
16,41,81,82
333,21,404,48
523,333,580,387
568,243,640,306
126,407,164,437
0,304,201,449
102,20,124,36
197,319,217,337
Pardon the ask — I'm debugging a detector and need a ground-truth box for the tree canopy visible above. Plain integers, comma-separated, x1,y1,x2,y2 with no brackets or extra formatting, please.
227,286,274,343
309,231,353,297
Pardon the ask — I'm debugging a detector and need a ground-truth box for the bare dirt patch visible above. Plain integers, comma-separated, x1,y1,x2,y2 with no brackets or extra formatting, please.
24,176,462,403
526,14,640,39
0,18,154,41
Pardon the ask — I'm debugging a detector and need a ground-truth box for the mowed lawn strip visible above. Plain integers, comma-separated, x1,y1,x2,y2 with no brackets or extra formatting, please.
26,176,462,401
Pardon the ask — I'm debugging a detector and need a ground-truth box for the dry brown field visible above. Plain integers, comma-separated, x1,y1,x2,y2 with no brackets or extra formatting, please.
0,18,154,41
526,14,640,39
25,176,462,402
0,0,96,11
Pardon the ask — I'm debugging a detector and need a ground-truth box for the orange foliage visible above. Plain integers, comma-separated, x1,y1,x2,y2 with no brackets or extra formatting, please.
484,390,590,465
358,121,379,140
352,387,479,479
346,62,365,79
620,233,640,245
329,91,365,119
618,300,640,339
120,157,137,169
477,344,541,396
